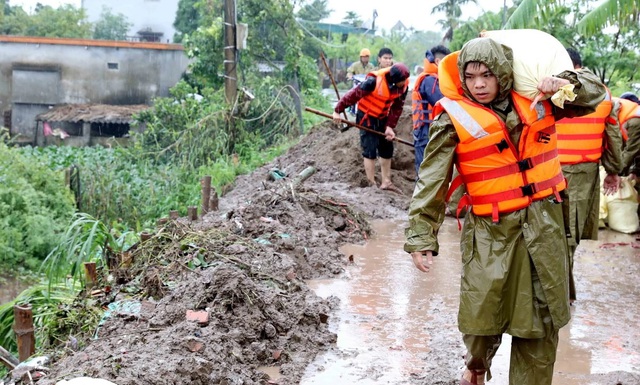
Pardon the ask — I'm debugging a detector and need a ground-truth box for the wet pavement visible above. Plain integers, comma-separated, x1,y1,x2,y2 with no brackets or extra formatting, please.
302,217,640,384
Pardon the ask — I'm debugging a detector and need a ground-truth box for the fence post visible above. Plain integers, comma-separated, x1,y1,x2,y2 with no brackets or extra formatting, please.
13,304,35,362
84,262,97,290
201,176,212,215
188,206,198,221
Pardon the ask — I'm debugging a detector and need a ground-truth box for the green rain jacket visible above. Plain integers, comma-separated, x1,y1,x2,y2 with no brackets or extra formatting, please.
618,101,640,174
404,39,606,338
561,80,623,246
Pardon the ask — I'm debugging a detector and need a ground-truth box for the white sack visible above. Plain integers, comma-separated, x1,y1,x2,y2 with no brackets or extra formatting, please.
603,173,639,234
480,29,574,101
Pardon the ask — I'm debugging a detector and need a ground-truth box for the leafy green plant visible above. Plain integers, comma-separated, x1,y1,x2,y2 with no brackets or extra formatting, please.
0,142,75,268
0,282,81,353
41,213,133,286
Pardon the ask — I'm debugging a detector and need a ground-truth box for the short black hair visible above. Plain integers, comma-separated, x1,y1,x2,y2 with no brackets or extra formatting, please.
378,47,393,58
566,47,582,69
620,92,640,104
430,45,451,60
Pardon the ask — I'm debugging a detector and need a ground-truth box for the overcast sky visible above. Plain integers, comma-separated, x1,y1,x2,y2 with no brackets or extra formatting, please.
10,0,510,32
10,0,604,32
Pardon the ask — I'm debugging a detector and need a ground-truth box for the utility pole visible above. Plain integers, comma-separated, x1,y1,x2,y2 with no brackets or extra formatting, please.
223,0,238,149
224,0,237,106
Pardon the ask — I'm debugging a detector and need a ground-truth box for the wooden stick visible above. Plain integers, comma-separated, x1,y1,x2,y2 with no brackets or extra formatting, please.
304,107,414,147
320,52,350,129
0,345,19,370
201,176,212,215
188,206,198,221
13,304,35,362
84,262,97,290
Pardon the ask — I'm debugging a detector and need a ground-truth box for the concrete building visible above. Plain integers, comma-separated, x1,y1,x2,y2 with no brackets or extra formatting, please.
0,35,189,145
82,0,180,43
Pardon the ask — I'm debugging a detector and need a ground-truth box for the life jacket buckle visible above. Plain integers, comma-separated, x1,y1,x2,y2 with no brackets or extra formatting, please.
496,139,509,152
521,183,536,196
517,158,533,172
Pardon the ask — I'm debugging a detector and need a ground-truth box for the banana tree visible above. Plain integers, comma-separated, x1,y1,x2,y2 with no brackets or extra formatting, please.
576,0,640,35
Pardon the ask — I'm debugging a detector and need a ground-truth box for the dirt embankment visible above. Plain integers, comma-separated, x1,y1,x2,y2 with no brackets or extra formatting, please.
33,103,417,384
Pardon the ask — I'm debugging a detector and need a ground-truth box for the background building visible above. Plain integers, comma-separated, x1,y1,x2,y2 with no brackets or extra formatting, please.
82,0,179,43
0,35,189,145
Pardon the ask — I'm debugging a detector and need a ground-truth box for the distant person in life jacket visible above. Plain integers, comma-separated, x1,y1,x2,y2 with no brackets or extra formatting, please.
374,47,394,70
404,37,607,385
555,48,623,304
616,92,640,177
412,45,451,179
332,63,410,193
347,48,374,80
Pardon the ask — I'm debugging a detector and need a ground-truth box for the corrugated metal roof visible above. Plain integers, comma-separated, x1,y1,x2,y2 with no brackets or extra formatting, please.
36,104,150,124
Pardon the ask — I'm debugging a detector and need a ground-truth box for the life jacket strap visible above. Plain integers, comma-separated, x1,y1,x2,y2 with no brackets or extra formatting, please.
467,172,565,206
456,138,510,163
460,149,558,184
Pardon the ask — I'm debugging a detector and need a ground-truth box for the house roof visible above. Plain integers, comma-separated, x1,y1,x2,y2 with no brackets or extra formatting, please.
36,104,151,124
0,35,183,51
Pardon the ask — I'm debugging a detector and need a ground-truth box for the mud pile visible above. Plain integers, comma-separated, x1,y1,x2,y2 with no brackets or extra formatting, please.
33,104,417,385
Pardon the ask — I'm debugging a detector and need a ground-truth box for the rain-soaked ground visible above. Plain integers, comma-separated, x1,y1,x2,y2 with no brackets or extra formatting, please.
300,217,640,385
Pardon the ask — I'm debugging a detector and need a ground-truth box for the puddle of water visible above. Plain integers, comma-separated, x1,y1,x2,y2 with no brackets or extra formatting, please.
302,218,640,384
258,365,281,381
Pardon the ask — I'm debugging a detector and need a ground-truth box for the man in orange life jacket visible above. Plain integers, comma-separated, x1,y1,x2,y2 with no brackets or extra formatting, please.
404,38,607,385
555,48,623,304
412,45,451,179
332,63,410,192
616,92,640,177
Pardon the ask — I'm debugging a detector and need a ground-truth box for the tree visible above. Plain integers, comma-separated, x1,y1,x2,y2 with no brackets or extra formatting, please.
431,0,478,43
93,6,132,40
173,0,203,43
576,0,640,35
449,10,503,50
297,0,332,57
2,4,91,38
297,0,331,22
341,11,362,27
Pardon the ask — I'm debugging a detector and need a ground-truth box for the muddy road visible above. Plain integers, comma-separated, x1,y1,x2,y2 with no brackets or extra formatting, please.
301,220,640,385
22,106,640,385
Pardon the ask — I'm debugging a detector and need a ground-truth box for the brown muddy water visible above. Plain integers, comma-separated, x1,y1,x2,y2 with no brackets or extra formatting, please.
0,275,29,305
301,218,640,385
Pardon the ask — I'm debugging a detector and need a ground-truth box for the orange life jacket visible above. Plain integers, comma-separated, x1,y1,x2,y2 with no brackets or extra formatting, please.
411,61,439,130
614,97,640,141
555,88,612,164
434,51,566,223
357,67,407,119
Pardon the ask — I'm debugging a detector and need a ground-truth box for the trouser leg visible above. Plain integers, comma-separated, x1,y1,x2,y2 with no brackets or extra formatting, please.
462,334,502,381
509,268,559,385
568,243,577,301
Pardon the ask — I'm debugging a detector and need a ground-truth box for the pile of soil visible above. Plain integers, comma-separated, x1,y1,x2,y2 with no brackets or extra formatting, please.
33,103,417,384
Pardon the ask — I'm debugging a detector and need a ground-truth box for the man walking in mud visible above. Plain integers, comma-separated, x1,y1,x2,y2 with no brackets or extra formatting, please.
333,62,410,193
404,38,607,385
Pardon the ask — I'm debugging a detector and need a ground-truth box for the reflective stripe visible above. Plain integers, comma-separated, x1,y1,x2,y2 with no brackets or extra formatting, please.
440,98,489,138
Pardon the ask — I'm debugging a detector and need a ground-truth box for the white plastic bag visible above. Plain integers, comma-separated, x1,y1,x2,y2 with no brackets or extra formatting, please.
480,29,574,101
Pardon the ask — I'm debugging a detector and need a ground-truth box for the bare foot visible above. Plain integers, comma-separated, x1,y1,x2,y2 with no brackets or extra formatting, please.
379,183,403,194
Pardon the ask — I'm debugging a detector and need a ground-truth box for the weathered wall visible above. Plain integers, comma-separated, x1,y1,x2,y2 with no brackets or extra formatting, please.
82,0,179,43
0,36,189,143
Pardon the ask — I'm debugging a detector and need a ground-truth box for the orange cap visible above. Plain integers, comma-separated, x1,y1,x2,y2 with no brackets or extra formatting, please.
359,48,371,57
